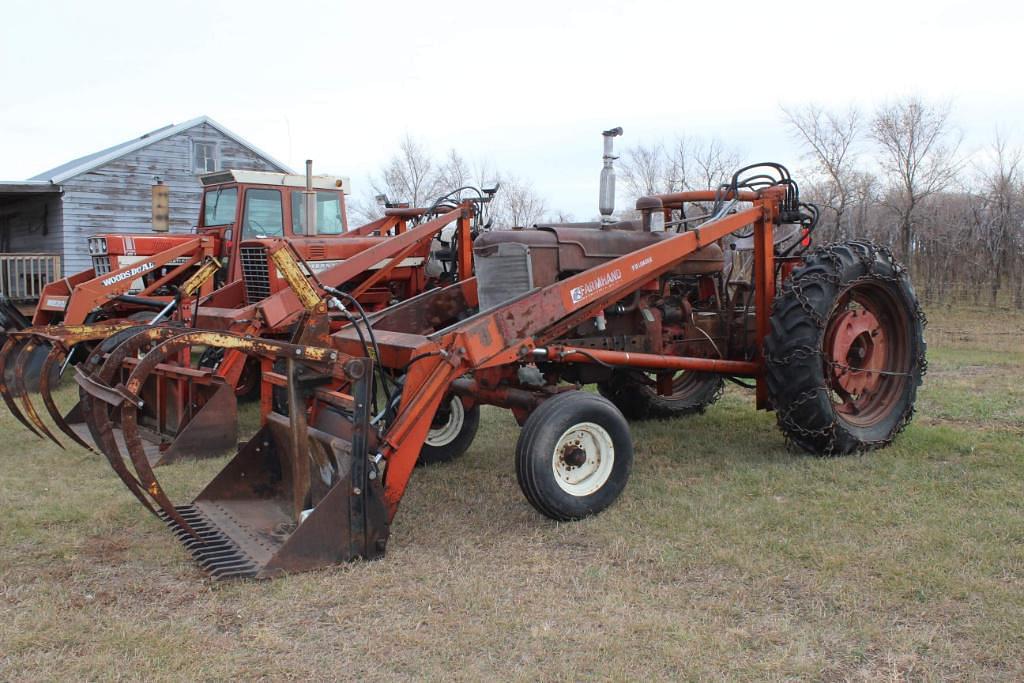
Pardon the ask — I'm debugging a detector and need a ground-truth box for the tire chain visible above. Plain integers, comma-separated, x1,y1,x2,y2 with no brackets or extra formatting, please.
767,240,928,456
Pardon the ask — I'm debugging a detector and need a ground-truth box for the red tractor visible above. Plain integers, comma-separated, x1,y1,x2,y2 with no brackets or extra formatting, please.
79,145,926,579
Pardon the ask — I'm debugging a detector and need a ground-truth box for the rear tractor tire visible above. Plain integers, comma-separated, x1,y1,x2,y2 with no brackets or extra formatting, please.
598,369,723,420
418,395,480,466
765,240,926,455
515,391,633,521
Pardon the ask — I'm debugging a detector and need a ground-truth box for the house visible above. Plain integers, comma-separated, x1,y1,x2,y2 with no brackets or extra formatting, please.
0,116,290,300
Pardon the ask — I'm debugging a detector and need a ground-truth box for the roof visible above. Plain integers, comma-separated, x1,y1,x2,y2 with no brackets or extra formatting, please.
29,116,293,184
0,181,62,203
200,169,351,194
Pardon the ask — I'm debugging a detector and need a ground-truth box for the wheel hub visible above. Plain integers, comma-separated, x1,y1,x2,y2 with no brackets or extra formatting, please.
827,308,886,395
425,396,464,447
560,444,587,469
551,423,615,496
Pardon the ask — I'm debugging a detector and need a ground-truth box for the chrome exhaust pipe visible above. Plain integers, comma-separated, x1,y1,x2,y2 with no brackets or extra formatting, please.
599,127,623,224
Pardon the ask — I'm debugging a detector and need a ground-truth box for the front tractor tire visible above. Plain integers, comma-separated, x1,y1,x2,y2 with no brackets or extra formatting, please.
765,240,926,455
418,395,480,466
515,391,633,521
598,369,723,420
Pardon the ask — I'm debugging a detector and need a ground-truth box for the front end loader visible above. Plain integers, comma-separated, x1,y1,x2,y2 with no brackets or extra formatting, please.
80,150,926,579
68,194,484,472
1,166,483,462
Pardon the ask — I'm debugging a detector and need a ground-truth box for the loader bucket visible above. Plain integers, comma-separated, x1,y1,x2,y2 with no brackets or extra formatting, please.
160,406,388,579
85,329,388,578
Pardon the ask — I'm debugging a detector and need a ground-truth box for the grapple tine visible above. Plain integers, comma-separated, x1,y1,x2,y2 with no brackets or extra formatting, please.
0,336,44,439
78,327,184,517
14,338,65,449
38,344,96,453
80,388,159,515
119,391,200,539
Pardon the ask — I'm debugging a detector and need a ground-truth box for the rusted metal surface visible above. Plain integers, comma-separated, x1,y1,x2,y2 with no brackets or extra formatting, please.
270,246,322,311
38,343,95,452
180,256,222,297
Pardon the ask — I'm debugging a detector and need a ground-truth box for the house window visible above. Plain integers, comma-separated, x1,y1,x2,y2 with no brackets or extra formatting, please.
193,141,218,173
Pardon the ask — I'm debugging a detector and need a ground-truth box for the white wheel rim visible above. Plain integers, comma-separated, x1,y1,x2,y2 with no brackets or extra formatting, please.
425,397,464,447
551,421,615,497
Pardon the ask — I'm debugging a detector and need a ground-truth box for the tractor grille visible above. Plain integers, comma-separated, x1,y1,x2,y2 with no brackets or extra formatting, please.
92,255,111,276
240,246,272,304
475,242,534,311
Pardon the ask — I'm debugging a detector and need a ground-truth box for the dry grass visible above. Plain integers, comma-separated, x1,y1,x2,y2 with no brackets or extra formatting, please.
1,307,1022,681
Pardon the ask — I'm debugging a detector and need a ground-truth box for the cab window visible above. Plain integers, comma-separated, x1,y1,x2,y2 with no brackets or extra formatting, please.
244,189,284,237
292,192,345,235
202,187,237,226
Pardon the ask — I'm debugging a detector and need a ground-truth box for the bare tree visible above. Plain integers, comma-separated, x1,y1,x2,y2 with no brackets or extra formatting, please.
972,133,1023,306
688,137,742,191
618,136,742,204
659,137,742,219
620,143,668,199
375,135,442,208
436,149,472,193
847,170,881,240
783,104,862,239
491,174,548,228
870,97,962,268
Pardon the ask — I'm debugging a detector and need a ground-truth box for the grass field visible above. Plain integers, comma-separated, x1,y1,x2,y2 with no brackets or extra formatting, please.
1,307,1022,681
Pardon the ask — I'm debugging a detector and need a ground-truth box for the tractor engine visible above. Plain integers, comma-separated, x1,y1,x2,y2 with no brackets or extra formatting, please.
474,222,747,386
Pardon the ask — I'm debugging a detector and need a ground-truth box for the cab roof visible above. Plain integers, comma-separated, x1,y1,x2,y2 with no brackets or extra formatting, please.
200,169,350,194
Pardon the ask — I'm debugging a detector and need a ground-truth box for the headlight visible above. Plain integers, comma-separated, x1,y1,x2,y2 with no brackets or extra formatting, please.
88,237,108,255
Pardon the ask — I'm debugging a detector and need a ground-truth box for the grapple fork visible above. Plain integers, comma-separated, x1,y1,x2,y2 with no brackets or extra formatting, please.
0,321,142,450
87,329,387,578
0,336,44,439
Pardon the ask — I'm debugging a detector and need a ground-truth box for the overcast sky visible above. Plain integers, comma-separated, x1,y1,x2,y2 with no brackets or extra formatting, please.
1,0,1020,219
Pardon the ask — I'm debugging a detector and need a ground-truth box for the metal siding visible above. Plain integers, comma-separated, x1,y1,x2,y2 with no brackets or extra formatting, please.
59,123,283,275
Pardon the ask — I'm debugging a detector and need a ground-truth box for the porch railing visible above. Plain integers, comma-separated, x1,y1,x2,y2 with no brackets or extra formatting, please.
0,253,61,302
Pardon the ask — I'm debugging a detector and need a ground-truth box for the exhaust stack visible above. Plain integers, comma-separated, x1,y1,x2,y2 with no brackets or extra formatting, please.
599,127,623,224
303,159,317,236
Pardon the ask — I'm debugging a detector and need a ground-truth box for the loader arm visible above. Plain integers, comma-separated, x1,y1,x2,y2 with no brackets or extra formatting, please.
223,206,471,332
370,189,783,518
58,236,216,325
